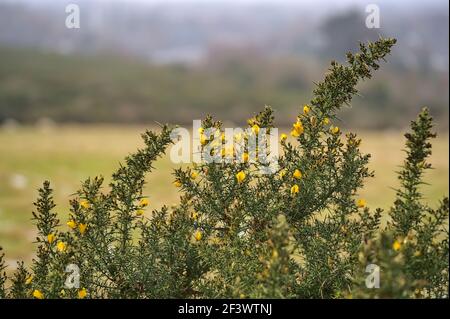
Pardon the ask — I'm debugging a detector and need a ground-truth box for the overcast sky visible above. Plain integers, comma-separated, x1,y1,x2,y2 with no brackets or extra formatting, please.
1,0,447,12
3,0,446,4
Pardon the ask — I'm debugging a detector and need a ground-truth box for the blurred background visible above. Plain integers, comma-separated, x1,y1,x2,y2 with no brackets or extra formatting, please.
0,0,448,264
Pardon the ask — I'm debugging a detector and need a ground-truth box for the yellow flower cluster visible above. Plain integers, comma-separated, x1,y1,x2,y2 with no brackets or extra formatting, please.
67,220,88,234
46,235,66,252
291,120,304,137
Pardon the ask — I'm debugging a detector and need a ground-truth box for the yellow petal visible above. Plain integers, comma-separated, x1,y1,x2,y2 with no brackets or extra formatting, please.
236,171,246,183
33,289,44,299
67,220,77,229
194,230,203,241
139,198,150,207
47,233,56,244
136,209,145,216
290,184,300,194
293,169,302,179
78,288,87,299
393,240,402,251
80,200,90,209
330,126,340,134
303,105,310,114
174,180,182,188
290,129,300,137
356,198,366,208
56,241,66,252
78,223,87,234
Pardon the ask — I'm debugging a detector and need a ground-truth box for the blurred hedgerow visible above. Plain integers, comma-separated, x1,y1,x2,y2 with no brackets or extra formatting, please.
0,37,448,299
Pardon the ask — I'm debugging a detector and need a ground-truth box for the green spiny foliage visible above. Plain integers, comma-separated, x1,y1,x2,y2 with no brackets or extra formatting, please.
351,108,449,299
0,247,6,298
0,38,448,299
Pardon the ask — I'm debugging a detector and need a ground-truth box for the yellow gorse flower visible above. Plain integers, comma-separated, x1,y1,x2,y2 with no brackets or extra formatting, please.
80,200,90,209
78,223,87,235
291,120,304,137
247,117,256,126
78,288,87,299
393,240,402,251
198,127,204,135
236,171,246,184
251,124,260,135
136,209,145,216
323,117,330,125
47,233,56,244
280,133,288,142
279,169,287,178
356,198,366,208
303,104,310,114
56,241,67,252
139,198,150,207
190,171,198,180
25,275,33,285
174,180,182,188
242,152,249,163
67,220,77,229
32,289,44,299
199,134,208,146
291,184,300,195
194,230,203,241
293,169,302,179
330,126,340,134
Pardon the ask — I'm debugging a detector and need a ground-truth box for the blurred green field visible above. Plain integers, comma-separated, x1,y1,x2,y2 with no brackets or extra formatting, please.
0,125,448,266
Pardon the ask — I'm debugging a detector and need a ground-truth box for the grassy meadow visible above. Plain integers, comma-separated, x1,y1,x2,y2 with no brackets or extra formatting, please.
0,125,448,266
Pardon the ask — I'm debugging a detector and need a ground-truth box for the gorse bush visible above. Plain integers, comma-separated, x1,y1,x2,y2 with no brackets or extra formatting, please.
0,37,448,299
